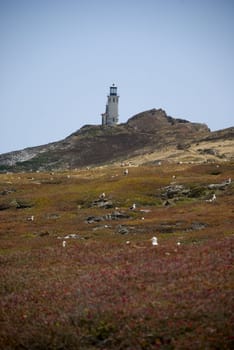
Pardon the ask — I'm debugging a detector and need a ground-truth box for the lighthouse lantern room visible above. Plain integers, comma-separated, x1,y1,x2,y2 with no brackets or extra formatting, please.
102,84,119,126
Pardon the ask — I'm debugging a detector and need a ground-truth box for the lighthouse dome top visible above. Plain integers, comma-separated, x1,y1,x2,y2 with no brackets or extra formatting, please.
110,84,118,96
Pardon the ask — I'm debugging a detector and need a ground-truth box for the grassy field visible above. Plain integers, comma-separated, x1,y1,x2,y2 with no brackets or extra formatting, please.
0,162,233,349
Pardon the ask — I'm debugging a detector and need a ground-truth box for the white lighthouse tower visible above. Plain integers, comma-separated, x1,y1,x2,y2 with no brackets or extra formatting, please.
102,84,119,126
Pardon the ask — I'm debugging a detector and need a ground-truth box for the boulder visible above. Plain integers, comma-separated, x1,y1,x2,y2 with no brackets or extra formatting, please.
90,198,114,209
116,225,129,235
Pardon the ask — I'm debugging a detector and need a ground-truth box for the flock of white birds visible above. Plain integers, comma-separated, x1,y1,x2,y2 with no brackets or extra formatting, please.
23,168,231,249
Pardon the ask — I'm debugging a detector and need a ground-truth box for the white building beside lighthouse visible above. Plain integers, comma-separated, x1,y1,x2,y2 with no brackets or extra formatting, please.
102,84,119,126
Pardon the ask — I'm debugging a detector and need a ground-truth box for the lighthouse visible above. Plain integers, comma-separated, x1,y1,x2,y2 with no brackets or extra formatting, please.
102,84,119,126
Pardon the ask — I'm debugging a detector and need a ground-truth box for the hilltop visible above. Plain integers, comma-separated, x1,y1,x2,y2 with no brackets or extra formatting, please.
0,108,233,171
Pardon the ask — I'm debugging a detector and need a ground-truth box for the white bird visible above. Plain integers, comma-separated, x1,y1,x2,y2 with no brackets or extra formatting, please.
151,236,158,246
62,240,66,248
130,203,136,210
99,192,106,199
124,169,129,175
27,215,34,221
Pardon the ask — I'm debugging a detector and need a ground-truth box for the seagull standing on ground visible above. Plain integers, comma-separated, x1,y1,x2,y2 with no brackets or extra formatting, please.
151,236,158,246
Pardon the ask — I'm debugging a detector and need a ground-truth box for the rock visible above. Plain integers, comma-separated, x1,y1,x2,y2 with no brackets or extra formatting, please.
93,225,111,231
105,211,130,220
64,234,82,239
188,186,207,198
161,184,190,199
0,198,33,210
91,199,113,209
39,231,50,237
85,211,130,224
116,225,129,235
198,148,218,156
0,189,16,195
86,216,104,224
0,201,11,210
163,200,172,206
208,182,229,190
187,222,207,231
47,213,60,219
155,221,207,233
10,199,34,209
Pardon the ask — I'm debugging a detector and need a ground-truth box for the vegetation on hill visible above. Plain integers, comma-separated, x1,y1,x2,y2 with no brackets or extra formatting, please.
3,108,232,172
0,162,233,349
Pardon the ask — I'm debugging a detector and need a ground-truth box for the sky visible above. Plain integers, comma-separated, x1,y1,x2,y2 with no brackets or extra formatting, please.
0,0,234,154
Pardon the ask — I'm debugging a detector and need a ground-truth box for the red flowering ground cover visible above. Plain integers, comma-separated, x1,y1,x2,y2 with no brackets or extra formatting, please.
0,163,233,349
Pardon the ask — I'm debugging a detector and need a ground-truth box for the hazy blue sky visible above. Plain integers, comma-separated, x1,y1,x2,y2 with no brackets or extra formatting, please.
1,0,233,153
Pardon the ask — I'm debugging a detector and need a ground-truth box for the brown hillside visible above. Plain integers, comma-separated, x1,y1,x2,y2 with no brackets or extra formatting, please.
0,109,233,171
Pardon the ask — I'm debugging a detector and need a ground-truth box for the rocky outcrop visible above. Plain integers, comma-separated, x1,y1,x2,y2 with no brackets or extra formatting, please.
85,211,130,224
0,108,232,171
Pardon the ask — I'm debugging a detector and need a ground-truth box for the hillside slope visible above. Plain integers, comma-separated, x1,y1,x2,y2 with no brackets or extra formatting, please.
0,109,233,171
0,162,233,349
